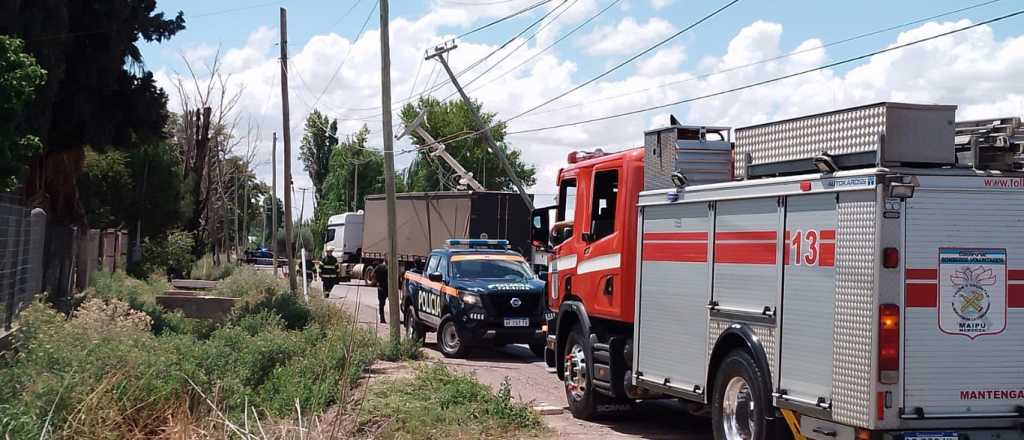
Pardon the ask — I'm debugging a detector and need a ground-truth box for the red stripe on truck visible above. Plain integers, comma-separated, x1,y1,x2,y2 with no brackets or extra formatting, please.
643,231,708,241
1010,285,1024,308
714,243,777,265
905,283,938,308
1009,270,1024,281
642,242,708,263
906,269,938,280
716,231,777,241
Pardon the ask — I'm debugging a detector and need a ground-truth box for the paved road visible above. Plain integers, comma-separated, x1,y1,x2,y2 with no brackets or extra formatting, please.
327,281,713,439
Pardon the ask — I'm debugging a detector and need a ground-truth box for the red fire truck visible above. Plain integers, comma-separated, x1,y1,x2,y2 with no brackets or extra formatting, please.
535,103,1024,440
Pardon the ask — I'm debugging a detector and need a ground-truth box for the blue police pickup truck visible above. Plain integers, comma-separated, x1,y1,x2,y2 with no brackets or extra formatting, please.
402,239,550,358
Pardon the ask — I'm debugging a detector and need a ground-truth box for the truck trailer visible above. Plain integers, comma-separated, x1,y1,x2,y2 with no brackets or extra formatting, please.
537,102,1024,440
323,191,533,282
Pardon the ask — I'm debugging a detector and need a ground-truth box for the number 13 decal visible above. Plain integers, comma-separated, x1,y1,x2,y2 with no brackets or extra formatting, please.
787,229,836,267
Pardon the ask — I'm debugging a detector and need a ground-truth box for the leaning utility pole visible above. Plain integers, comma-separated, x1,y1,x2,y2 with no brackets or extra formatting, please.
426,41,534,211
280,7,297,292
379,0,401,340
272,132,279,276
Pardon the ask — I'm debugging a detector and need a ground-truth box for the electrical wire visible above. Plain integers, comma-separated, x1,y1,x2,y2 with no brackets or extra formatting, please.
519,0,1007,119
402,7,1024,145
454,0,556,40
507,8,1024,134
451,0,581,95
311,0,380,111
504,0,741,121
466,0,624,93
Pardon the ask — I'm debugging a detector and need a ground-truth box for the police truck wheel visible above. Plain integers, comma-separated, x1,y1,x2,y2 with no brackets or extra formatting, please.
712,350,780,440
404,305,425,342
529,343,546,358
563,327,605,420
438,319,469,358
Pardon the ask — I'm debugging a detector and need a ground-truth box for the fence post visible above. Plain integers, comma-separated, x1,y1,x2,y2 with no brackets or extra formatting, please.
28,209,45,298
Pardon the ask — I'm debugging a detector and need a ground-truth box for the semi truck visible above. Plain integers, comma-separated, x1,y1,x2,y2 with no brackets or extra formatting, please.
537,102,1024,440
323,191,533,282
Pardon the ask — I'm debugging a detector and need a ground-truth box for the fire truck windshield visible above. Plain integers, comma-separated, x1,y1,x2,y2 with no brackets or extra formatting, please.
451,259,534,281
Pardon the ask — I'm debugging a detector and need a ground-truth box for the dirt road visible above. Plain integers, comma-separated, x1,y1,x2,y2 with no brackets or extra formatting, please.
327,281,713,439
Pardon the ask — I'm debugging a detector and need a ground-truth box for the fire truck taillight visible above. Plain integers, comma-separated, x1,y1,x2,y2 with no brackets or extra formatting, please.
882,247,899,268
879,304,900,384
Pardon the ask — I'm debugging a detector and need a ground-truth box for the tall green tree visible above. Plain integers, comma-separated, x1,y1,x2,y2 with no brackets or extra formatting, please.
299,110,337,202
311,125,405,254
0,36,46,191
399,97,535,192
0,1,185,224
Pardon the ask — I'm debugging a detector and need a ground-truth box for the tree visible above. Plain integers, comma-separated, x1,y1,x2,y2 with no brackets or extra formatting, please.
398,97,535,192
0,36,45,191
311,125,405,254
299,110,337,202
0,1,185,224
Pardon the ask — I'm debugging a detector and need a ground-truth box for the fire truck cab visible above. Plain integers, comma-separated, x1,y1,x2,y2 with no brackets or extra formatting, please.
537,103,1024,440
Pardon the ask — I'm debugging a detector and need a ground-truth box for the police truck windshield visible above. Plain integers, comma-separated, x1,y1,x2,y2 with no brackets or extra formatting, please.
451,258,534,281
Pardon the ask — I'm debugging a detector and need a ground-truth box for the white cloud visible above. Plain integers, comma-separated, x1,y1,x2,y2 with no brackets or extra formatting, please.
578,17,675,56
156,13,1024,218
651,0,673,10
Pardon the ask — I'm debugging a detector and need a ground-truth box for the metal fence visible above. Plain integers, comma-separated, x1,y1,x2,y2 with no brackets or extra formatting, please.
0,193,44,332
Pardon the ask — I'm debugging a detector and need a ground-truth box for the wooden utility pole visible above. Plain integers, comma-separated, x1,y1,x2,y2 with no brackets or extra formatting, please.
272,132,279,276
426,42,534,211
280,7,297,291
379,0,400,340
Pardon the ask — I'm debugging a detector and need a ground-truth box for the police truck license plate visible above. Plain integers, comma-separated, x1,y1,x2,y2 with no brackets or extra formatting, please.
504,318,529,327
903,432,958,440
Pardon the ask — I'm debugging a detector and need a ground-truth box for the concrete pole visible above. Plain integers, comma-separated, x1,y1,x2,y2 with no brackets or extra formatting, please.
280,7,297,292
272,132,279,276
379,0,401,340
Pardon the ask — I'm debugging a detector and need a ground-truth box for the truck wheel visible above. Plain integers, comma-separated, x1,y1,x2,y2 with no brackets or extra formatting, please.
404,305,425,342
711,350,779,440
563,327,606,420
529,343,546,358
438,319,469,358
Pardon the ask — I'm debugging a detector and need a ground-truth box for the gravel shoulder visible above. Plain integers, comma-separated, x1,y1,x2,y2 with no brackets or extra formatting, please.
327,281,712,440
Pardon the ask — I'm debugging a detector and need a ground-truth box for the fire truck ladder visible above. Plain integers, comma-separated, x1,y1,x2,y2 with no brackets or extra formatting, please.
954,116,1024,169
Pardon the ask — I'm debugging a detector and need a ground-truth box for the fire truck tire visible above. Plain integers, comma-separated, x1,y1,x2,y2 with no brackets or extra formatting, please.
404,305,425,342
711,350,784,440
563,327,607,420
438,319,469,358
529,343,546,358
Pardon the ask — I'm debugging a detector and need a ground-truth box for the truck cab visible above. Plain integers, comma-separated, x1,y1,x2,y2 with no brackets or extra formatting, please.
325,211,364,263
402,239,549,358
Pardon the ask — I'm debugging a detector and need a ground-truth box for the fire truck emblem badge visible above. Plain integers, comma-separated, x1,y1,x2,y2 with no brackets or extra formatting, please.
510,297,522,307
939,248,1007,339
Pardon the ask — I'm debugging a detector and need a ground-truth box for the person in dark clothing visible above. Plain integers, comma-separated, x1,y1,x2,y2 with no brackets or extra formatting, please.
320,247,339,297
372,262,388,324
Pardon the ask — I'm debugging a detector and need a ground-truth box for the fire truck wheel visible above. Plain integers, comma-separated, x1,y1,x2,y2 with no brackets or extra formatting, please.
711,350,779,440
438,319,469,358
529,343,546,358
404,305,425,342
563,327,606,420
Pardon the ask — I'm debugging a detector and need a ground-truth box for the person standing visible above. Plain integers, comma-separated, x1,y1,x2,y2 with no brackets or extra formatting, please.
372,261,388,324
320,246,339,297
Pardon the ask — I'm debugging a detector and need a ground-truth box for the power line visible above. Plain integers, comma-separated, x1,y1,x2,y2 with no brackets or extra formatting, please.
466,0,623,93
519,0,1007,119
452,0,581,95
325,0,367,30
312,0,380,111
507,8,1024,135
505,0,741,121
454,0,555,40
441,0,533,5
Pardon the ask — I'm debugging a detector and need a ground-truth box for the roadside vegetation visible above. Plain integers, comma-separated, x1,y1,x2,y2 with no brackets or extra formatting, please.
0,267,419,438
359,364,544,439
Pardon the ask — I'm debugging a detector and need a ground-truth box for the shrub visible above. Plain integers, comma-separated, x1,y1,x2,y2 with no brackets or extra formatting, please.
137,230,195,278
85,271,188,335
213,266,283,299
192,254,237,281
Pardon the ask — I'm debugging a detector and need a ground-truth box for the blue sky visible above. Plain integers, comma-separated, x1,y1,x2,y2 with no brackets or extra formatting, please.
145,0,1018,81
142,0,1024,217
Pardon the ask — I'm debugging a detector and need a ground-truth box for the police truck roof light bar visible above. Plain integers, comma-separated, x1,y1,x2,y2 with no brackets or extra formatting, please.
445,239,509,249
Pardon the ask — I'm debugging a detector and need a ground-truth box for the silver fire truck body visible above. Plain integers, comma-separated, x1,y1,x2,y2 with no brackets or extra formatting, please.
627,104,1024,439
